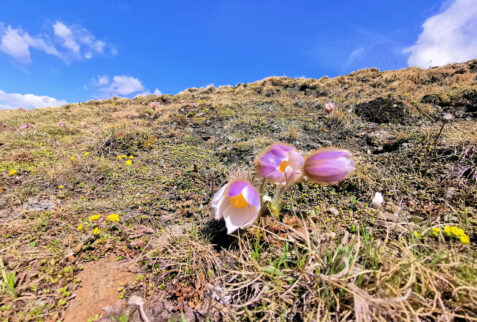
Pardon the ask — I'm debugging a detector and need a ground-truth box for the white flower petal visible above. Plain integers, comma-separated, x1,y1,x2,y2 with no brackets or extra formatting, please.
211,185,227,209
223,204,259,234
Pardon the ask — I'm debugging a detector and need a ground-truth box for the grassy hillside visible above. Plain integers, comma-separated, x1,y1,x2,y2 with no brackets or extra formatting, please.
0,60,476,321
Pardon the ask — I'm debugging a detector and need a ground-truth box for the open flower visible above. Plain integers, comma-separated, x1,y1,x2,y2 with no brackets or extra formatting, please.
19,123,30,129
89,214,101,222
255,143,304,185
106,213,120,222
58,121,66,128
303,148,355,184
324,102,335,114
212,180,260,234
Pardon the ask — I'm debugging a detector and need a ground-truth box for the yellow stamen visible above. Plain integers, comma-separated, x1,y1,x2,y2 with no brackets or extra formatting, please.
230,193,248,209
279,160,289,173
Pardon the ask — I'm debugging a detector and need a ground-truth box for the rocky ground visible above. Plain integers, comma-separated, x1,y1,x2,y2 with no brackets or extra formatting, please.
0,60,476,321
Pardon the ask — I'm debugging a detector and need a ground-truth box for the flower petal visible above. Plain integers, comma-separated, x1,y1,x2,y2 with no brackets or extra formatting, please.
223,204,259,234
228,180,249,197
242,184,260,208
211,185,226,209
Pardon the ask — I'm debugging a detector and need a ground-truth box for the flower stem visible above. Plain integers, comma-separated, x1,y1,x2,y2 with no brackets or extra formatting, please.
270,184,287,217
259,178,266,209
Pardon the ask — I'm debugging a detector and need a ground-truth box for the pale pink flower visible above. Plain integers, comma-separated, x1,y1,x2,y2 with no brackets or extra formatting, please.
255,143,304,185
212,180,261,234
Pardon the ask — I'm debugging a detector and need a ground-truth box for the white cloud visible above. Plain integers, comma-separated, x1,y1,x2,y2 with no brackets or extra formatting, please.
0,20,114,64
404,0,477,68
135,88,162,97
52,21,107,60
92,75,162,98
53,22,79,53
0,89,67,109
96,75,144,98
0,23,62,64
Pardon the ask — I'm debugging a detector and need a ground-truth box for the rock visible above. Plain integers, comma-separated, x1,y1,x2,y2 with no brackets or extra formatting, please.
328,207,339,216
371,192,384,209
377,211,399,222
22,197,58,212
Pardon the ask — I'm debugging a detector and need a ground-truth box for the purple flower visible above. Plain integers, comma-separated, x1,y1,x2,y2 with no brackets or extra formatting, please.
19,123,30,129
58,121,66,128
255,143,304,185
304,148,354,184
324,102,335,114
211,180,260,234
149,102,157,109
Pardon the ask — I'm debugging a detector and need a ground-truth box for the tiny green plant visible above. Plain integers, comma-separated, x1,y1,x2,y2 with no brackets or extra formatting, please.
0,257,16,298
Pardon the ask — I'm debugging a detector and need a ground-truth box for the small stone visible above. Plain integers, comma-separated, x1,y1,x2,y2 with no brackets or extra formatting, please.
371,192,384,209
328,207,339,216
377,211,398,222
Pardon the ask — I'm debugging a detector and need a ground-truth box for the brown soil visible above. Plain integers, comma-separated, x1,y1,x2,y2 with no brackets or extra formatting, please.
64,256,135,322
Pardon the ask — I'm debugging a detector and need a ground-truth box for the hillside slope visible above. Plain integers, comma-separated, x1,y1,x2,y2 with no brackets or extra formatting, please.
0,60,476,321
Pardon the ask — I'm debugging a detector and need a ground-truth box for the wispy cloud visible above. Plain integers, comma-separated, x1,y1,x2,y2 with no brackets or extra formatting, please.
92,75,161,98
0,89,67,109
0,23,61,64
404,0,477,68
342,47,366,71
53,21,107,61
0,20,114,64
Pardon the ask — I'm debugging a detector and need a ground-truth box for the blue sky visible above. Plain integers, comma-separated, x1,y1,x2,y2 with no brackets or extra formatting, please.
1,0,476,109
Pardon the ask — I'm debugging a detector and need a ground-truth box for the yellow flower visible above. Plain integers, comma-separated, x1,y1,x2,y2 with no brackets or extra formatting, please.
129,155,134,159
8,169,17,176
77,224,83,231
92,228,100,235
58,185,64,189
89,214,101,222
432,227,440,237
460,234,470,245
117,155,123,159
39,142,44,146
125,160,132,166
443,225,452,236
413,230,421,238
84,152,90,156
106,214,120,222
450,226,465,238
70,156,75,161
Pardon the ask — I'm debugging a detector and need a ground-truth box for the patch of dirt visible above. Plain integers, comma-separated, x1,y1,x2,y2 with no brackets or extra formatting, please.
64,256,135,322
421,89,477,119
355,97,412,124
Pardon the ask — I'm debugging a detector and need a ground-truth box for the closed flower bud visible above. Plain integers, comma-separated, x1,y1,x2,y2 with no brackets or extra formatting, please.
304,148,355,184
324,102,335,114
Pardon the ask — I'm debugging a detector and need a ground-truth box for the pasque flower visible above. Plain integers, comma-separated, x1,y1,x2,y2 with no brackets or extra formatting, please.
212,180,260,234
255,143,304,185
324,102,335,114
304,148,355,184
